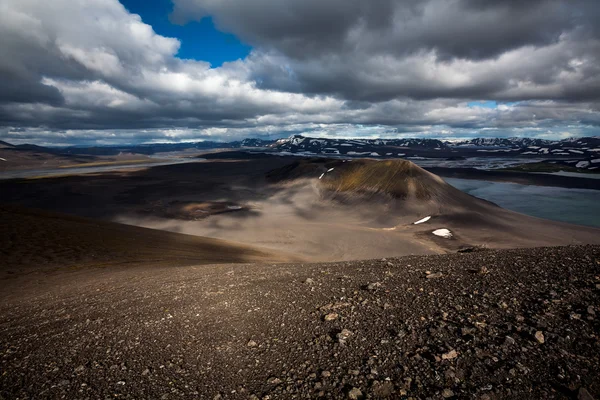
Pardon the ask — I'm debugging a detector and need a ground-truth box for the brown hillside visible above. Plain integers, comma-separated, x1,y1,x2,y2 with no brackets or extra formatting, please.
0,205,296,278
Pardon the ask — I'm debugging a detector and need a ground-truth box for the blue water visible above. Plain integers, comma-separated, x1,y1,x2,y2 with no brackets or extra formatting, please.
445,178,600,228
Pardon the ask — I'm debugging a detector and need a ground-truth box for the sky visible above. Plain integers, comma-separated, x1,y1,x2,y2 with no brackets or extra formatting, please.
0,0,599,145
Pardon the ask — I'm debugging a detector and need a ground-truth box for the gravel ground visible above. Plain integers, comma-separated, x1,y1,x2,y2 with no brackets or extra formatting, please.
1,245,599,399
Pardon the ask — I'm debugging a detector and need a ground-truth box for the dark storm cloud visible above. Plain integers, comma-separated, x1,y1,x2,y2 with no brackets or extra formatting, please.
0,0,598,144
178,0,600,102
172,0,595,60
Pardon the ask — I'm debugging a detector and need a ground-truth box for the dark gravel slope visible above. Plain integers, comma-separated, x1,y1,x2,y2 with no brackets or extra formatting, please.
1,246,599,399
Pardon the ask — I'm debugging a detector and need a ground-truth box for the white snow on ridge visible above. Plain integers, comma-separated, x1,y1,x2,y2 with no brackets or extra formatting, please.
0,158,6,161
413,216,431,225
591,159,600,163
318,173,325,180
576,161,590,168
569,149,584,154
432,228,453,238
327,168,335,172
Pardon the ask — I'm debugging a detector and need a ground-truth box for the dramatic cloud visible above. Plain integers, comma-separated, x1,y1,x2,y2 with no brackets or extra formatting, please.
0,0,599,144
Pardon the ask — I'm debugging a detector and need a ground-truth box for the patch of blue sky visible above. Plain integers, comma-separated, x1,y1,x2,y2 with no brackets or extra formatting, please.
467,101,521,109
119,0,251,67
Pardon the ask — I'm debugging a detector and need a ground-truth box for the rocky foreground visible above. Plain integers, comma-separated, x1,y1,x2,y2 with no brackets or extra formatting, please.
1,246,599,399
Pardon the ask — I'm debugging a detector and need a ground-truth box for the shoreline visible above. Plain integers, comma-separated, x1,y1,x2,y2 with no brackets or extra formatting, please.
425,166,600,190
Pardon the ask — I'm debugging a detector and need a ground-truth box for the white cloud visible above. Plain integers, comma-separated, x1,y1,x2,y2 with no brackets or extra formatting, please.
0,0,598,144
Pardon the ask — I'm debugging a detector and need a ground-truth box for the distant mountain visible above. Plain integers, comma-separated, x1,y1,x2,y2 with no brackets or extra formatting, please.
0,140,249,156
451,136,600,150
0,140,15,149
450,137,554,148
241,138,277,147
270,135,448,156
1,135,598,171
445,137,600,170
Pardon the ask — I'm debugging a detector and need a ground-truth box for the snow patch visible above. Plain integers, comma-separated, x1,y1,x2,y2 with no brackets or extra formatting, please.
576,161,590,168
432,229,453,238
318,173,325,180
0,157,6,161
327,168,335,172
413,216,431,225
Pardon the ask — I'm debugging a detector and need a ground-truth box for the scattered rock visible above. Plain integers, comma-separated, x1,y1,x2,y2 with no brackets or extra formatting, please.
337,329,354,344
372,381,394,397
505,336,516,346
267,377,282,385
305,278,315,285
578,387,595,400
348,387,363,399
3,245,600,399
367,282,382,291
534,331,545,344
442,350,458,360
324,313,338,321
426,272,443,279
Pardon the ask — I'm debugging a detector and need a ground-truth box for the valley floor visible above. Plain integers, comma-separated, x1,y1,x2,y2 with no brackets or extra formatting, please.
1,245,599,399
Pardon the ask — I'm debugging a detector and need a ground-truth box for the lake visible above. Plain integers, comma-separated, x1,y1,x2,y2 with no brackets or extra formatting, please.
445,177,600,228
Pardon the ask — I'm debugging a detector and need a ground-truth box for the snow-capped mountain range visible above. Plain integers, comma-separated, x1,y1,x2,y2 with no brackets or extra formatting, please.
261,135,600,171
2,135,599,170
